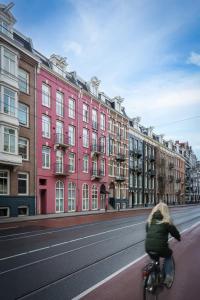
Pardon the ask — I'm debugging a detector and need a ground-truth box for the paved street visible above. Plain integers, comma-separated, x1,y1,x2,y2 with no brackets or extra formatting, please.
0,205,200,300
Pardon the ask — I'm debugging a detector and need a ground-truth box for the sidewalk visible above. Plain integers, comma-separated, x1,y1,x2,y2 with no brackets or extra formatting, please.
0,207,151,224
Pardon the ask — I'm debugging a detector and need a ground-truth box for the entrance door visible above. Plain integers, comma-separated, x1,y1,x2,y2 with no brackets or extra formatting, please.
40,189,47,214
100,194,105,209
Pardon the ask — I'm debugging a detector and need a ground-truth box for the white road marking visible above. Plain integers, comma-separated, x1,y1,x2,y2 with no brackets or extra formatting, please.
0,236,114,276
0,226,18,230
73,220,200,300
0,221,145,262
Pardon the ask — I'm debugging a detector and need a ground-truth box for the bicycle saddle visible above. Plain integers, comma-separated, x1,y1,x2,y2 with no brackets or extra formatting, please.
148,251,160,261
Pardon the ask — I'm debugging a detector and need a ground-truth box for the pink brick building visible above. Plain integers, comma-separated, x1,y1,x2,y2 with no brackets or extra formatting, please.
36,54,109,214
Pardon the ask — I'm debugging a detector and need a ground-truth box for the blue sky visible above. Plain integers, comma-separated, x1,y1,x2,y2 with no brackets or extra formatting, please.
8,0,200,158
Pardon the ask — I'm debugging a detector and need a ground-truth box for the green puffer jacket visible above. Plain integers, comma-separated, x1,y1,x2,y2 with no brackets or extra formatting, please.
145,210,181,257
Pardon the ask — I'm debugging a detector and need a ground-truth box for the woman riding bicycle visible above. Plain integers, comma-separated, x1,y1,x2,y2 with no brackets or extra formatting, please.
145,202,181,285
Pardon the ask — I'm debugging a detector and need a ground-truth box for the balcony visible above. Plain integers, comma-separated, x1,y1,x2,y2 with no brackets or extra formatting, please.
53,163,69,176
137,149,143,158
137,167,143,174
91,169,103,180
116,153,126,162
115,174,126,182
54,134,69,149
91,144,103,157
169,163,174,169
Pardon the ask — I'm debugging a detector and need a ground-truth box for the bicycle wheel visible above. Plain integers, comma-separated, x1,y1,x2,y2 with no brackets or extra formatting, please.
165,256,175,289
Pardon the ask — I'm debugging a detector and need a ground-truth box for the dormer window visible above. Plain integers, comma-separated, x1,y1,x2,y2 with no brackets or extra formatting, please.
0,3,16,39
0,20,10,36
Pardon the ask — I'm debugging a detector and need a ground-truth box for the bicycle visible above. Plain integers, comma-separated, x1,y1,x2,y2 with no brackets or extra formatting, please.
142,251,175,300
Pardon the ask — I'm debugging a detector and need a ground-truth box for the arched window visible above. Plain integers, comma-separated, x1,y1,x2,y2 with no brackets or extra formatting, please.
92,185,98,210
68,182,76,212
55,181,64,212
82,184,89,210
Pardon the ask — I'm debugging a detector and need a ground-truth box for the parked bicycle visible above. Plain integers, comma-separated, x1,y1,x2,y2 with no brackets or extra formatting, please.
142,251,175,300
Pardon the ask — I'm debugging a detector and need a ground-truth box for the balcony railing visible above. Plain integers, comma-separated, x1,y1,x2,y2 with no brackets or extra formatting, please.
115,175,126,182
91,169,103,180
149,170,156,177
54,134,69,149
116,153,126,161
150,155,155,162
54,163,69,176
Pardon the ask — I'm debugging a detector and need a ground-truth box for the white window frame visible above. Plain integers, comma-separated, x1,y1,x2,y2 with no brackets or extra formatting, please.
42,146,51,169
42,115,51,139
18,102,29,127
100,113,105,131
2,46,17,77
18,68,29,94
1,85,17,117
68,125,75,146
42,83,50,108
83,128,89,148
68,182,76,212
18,137,29,160
56,150,64,173
83,103,89,123
18,206,29,216
92,109,98,129
82,183,89,210
92,185,98,210
55,180,64,213
69,98,75,119
69,152,75,173
17,172,29,195
56,91,64,117
100,159,105,176
0,170,9,195
83,154,89,173
3,126,17,154
56,120,64,144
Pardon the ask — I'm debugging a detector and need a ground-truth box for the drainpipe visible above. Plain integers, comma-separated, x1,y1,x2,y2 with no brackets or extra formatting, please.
34,64,38,215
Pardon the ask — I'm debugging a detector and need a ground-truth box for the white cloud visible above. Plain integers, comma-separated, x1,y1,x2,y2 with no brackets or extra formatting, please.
187,52,200,66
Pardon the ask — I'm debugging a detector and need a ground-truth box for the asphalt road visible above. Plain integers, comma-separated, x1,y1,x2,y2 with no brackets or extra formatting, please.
0,206,200,300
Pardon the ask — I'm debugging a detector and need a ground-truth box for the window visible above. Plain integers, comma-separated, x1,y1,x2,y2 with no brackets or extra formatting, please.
18,137,29,160
109,160,115,176
18,102,29,126
3,47,16,76
0,20,11,37
69,98,75,119
92,185,98,209
100,159,105,176
56,150,63,173
18,173,29,195
100,137,106,153
83,128,89,148
100,113,105,130
68,125,75,146
42,115,51,138
83,155,89,173
92,109,98,129
18,206,29,216
0,170,9,195
42,146,50,169
56,91,64,117
69,152,75,172
1,86,17,117
18,68,29,94
56,121,64,144
92,158,98,175
68,182,76,212
83,103,89,122
3,127,16,153
0,207,10,217
55,181,64,212
109,138,114,155
42,83,50,107
82,184,89,210
92,132,97,151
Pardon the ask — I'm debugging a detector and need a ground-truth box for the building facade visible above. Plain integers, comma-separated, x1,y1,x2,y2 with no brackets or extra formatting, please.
36,55,109,214
0,4,38,217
